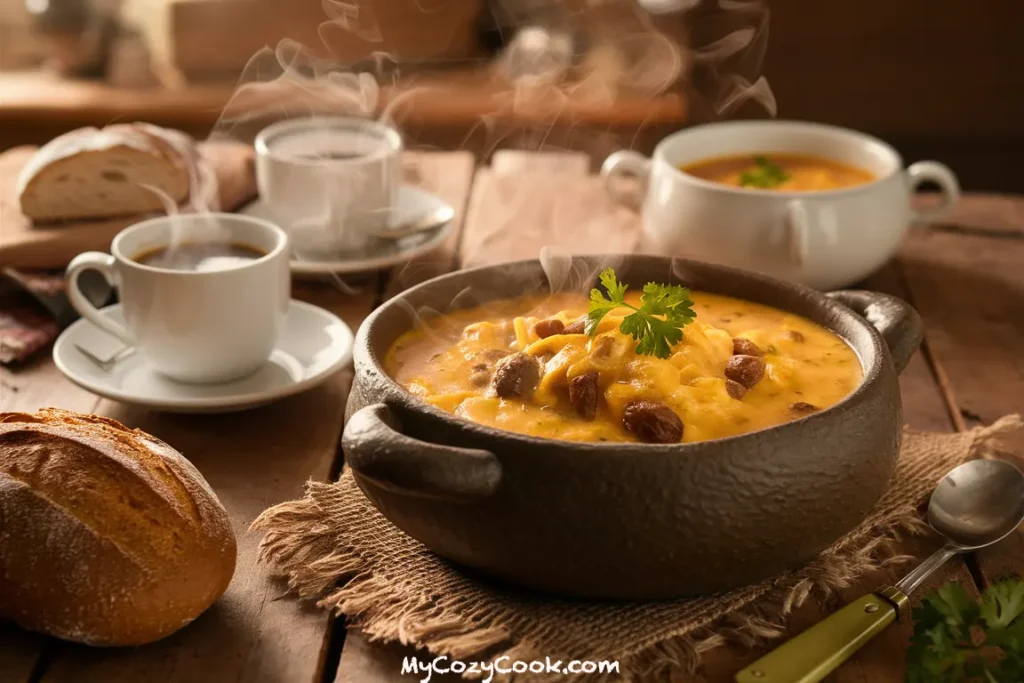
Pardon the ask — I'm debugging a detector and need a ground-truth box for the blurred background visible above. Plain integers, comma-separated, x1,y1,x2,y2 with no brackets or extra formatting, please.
1,0,1022,191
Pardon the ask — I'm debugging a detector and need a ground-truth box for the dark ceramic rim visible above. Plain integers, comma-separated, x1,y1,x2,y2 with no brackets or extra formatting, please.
358,255,886,453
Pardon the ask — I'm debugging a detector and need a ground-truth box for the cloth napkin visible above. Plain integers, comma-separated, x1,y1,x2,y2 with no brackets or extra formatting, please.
253,417,1022,682
0,268,111,365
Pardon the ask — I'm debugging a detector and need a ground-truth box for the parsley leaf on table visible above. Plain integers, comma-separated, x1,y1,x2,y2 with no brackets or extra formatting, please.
907,578,1024,682
586,268,695,359
980,578,1024,629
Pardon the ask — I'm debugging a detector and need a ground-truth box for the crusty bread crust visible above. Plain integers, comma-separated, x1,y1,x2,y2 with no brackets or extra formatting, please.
17,123,197,223
0,409,236,646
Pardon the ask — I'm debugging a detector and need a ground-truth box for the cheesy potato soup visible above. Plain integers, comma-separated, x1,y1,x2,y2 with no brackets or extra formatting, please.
682,153,874,192
385,291,862,444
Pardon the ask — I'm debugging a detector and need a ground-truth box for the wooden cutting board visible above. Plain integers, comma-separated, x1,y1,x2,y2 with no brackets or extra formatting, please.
0,142,257,270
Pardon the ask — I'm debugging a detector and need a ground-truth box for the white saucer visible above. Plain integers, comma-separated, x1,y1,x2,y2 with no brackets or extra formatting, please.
53,301,353,413
239,184,454,275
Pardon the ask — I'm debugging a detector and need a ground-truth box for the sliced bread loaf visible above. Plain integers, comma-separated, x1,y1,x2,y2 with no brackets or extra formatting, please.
17,123,199,223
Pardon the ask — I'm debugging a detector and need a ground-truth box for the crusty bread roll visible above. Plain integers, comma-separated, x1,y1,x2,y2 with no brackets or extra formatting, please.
17,123,199,223
0,408,236,646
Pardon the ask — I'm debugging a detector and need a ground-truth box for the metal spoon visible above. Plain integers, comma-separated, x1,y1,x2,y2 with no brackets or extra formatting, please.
367,203,455,241
736,458,1024,683
74,343,135,371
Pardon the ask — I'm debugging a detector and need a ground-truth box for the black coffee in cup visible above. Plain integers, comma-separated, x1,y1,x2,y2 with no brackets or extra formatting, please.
298,151,365,161
133,242,267,272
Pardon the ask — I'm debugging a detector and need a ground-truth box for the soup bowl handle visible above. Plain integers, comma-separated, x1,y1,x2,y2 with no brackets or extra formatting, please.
907,161,960,222
342,403,503,503
601,150,652,207
826,291,923,374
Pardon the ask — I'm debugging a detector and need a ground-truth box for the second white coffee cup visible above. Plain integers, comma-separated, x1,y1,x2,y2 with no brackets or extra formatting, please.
65,213,290,384
255,116,403,254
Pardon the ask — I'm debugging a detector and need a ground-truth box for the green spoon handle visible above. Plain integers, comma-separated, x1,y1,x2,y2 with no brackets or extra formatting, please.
734,588,908,683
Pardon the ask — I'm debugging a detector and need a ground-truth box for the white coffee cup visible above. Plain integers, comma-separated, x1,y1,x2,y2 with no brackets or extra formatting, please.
65,213,290,383
601,120,960,290
254,116,402,254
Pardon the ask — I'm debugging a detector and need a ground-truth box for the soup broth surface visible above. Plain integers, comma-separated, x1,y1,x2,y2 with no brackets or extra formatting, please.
385,292,862,444
682,153,875,191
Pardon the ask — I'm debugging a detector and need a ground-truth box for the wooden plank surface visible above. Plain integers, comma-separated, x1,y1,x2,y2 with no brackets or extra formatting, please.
385,151,476,298
0,152,473,683
458,168,640,269
898,205,1024,590
336,632,436,683
0,71,687,131
931,193,1024,236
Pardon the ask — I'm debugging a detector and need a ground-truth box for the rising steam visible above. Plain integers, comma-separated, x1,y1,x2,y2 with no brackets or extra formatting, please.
200,0,774,300
686,0,776,119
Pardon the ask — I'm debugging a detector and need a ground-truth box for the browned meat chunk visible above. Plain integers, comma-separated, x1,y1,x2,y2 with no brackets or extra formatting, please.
726,379,748,400
568,371,599,420
491,352,541,398
534,319,565,339
725,355,766,389
732,338,763,357
790,402,819,413
782,330,805,343
562,318,587,335
622,401,684,443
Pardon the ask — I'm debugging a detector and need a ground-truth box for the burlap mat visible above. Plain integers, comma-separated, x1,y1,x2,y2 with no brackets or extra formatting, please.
253,417,1022,682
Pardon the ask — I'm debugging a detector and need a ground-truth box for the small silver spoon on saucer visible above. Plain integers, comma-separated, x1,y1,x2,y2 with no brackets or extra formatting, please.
367,203,456,241
736,458,1024,683
74,343,135,371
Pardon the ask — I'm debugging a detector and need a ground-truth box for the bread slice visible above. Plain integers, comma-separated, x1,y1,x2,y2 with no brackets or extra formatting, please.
17,123,198,223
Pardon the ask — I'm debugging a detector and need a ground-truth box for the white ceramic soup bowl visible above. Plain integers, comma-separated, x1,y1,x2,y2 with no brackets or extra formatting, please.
601,120,960,290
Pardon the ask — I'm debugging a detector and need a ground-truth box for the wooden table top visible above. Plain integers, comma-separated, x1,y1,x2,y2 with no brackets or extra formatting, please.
0,71,687,129
2,151,1023,683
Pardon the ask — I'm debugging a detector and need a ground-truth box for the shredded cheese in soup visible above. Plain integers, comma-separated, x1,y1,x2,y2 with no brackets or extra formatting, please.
385,292,862,444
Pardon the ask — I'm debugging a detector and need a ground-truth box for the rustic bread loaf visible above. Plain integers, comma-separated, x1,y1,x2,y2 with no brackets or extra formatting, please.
0,408,236,646
17,123,198,223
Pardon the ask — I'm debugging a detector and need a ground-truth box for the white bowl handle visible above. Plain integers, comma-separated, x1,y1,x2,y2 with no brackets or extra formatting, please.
600,151,652,207
906,161,960,222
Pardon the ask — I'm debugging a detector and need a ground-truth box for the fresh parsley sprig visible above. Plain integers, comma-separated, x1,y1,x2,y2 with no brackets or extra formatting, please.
586,268,695,359
907,578,1024,682
739,155,790,189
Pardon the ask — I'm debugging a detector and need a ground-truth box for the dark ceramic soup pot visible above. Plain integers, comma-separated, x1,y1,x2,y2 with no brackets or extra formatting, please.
342,255,922,599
